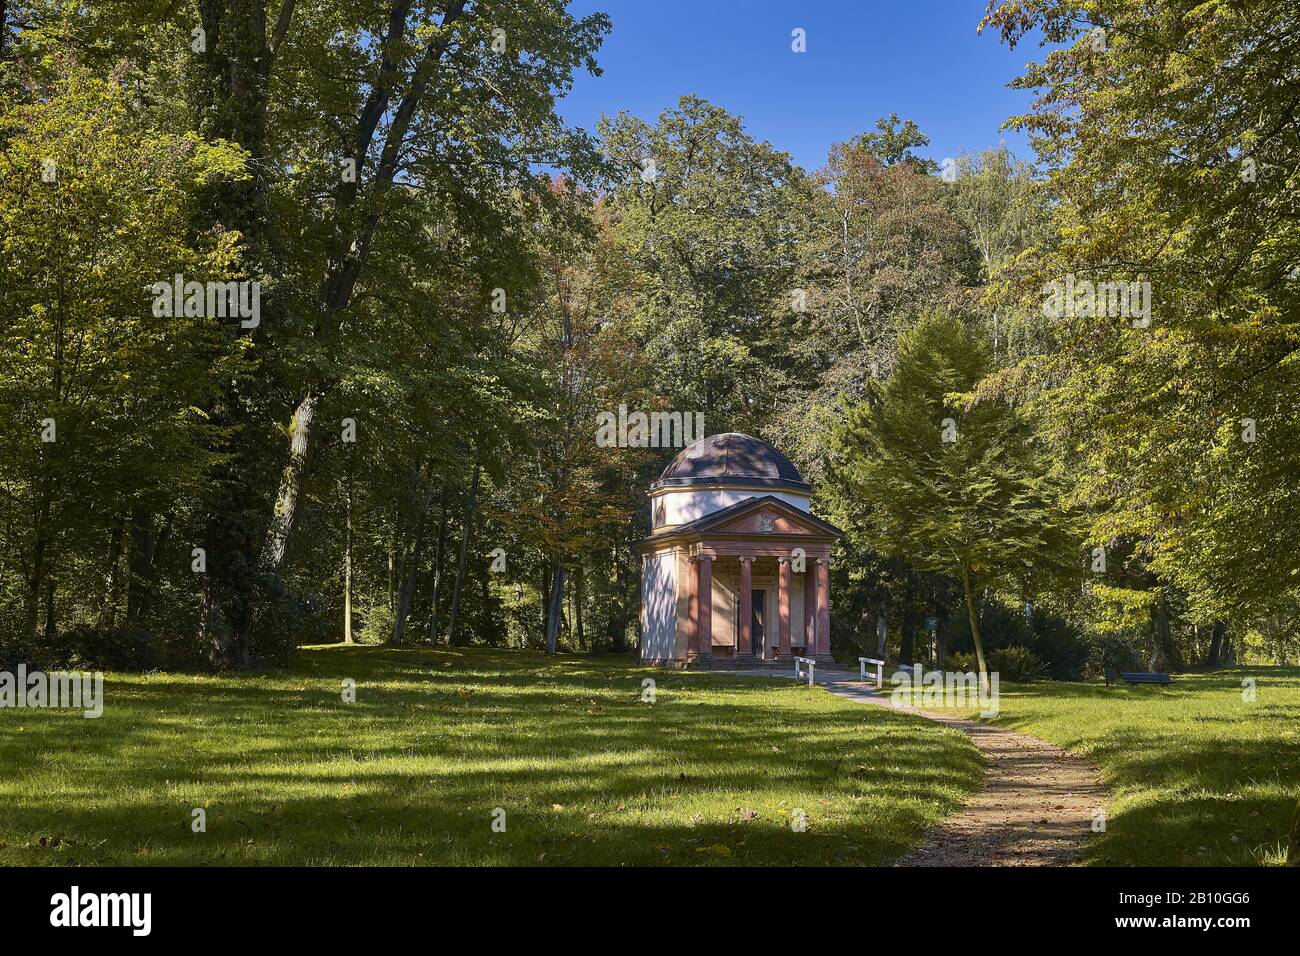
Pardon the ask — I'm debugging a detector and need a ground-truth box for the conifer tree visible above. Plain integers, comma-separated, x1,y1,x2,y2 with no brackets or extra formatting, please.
830,312,1077,677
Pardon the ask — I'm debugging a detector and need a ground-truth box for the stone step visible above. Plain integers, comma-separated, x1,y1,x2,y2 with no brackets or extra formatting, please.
688,656,835,671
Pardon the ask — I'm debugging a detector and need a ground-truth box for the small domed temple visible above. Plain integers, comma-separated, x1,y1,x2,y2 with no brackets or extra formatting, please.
639,433,842,668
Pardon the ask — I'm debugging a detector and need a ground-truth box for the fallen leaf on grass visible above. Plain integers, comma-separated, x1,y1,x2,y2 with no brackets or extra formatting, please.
695,844,731,857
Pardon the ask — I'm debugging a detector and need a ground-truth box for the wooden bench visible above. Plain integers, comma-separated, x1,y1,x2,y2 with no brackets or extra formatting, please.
858,657,885,688
1105,668,1172,686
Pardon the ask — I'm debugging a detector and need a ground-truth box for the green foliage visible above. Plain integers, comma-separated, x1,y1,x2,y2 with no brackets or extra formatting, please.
45,624,161,673
357,604,396,647
2,0,1295,688
0,56,246,648
982,0,1300,635
988,646,1045,682
599,95,804,432
829,311,1082,673
852,113,937,172
774,123,975,481
0,2,622,666
1029,613,1092,680
1090,634,1146,678
945,146,1048,284
943,652,977,673
946,645,1051,682
830,313,1078,598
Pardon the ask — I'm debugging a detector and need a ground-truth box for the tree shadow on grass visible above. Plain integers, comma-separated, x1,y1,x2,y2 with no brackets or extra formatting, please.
967,668,1300,866
0,646,983,866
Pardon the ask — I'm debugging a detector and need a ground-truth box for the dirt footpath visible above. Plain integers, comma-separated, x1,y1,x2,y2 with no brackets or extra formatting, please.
818,673,1109,866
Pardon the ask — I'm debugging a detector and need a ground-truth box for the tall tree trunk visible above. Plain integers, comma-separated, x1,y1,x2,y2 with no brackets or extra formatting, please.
574,564,585,650
959,562,989,678
343,469,354,645
260,392,320,576
388,547,395,610
898,572,917,663
189,0,276,669
427,491,448,643
26,293,58,640
936,607,949,664
24,485,53,641
446,460,480,647
248,1,468,608
1222,631,1237,665
392,470,432,646
97,517,127,630
126,508,163,623
545,563,565,656
479,564,492,642
189,1,467,667
611,539,627,652
43,576,56,643
1150,589,1180,671
1205,620,1227,667
541,564,549,644
195,385,260,669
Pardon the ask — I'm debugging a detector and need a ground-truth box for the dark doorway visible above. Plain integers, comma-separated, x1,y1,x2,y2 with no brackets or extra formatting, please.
751,589,766,656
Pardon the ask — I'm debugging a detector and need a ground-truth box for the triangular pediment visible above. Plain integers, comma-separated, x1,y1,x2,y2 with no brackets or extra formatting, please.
685,495,842,539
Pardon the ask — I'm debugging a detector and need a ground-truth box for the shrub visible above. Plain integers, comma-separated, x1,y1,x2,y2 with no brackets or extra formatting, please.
942,651,977,672
1031,613,1091,680
358,603,395,645
253,576,333,662
51,624,160,671
988,646,1046,682
1086,634,1145,678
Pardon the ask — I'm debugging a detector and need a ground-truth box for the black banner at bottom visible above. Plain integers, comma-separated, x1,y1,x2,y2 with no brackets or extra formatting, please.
0,865,1285,941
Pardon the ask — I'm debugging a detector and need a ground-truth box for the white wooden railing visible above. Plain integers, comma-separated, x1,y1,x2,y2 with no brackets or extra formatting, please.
793,656,816,686
858,657,885,688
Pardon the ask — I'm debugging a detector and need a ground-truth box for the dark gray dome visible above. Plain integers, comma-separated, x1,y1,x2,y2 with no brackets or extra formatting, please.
654,433,809,491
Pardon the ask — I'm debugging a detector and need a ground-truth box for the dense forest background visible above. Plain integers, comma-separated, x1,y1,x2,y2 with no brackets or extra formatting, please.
1,0,1297,678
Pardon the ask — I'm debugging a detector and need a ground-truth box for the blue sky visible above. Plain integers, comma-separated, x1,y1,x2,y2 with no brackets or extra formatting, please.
558,0,1045,173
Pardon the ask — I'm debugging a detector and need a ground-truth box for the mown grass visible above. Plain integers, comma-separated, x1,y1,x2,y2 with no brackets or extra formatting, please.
0,646,981,866
929,667,1300,866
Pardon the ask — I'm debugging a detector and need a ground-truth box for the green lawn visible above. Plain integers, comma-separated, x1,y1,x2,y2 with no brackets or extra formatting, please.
930,667,1300,866
0,646,981,866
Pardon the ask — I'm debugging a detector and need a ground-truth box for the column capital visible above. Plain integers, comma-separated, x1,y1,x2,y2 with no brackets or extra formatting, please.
738,555,754,565
816,556,832,566
777,555,790,565
693,553,714,564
